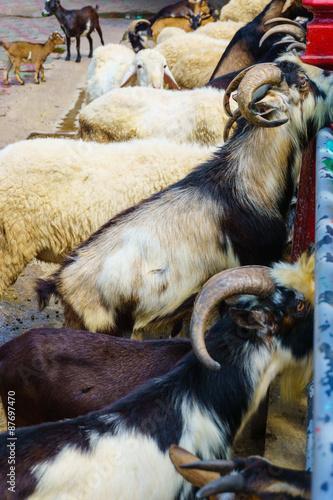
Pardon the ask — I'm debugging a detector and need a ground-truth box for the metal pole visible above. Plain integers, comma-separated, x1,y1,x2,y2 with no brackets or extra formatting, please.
312,127,333,498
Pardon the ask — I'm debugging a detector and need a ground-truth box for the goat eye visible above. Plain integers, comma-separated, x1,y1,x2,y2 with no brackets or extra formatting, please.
299,77,308,89
137,64,142,69
296,300,305,312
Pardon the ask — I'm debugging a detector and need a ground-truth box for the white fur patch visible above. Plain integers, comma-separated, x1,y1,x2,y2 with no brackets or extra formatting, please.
81,20,91,37
31,432,189,499
28,51,32,60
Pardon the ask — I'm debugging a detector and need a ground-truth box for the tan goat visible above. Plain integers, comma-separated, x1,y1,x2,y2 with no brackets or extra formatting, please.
0,31,64,85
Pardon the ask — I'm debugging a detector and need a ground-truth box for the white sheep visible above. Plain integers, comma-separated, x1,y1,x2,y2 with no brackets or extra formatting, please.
78,85,236,146
0,137,213,299
156,27,187,44
194,19,245,39
85,44,179,104
219,0,271,23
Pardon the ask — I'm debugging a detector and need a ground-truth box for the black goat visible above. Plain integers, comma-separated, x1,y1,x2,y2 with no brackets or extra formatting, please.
170,445,311,499
209,0,310,81
36,53,333,338
42,0,104,62
0,257,314,499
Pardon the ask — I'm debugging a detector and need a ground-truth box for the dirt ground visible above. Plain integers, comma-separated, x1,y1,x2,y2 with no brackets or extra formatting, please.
0,16,308,472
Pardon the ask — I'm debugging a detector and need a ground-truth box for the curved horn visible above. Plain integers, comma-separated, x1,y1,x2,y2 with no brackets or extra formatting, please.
264,17,307,29
236,64,288,127
127,19,151,33
223,65,256,117
223,109,241,141
190,266,275,371
259,24,305,47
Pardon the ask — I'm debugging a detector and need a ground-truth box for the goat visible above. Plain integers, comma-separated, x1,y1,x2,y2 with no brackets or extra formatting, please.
42,0,104,62
39,53,333,338
170,445,311,499
0,328,192,427
0,32,64,85
84,45,179,104
0,256,315,499
210,0,309,80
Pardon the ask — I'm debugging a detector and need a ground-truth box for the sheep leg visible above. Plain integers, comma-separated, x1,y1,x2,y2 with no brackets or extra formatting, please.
86,34,93,58
13,60,24,85
75,36,81,63
65,35,71,61
3,57,13,85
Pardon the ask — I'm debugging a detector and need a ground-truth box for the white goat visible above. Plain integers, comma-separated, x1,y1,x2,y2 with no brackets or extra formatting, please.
85,44,179,104
0,137,213,299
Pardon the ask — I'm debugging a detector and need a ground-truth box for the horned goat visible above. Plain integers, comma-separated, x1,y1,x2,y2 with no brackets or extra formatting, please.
170,445,311,499
2,255,314,499
85,44,179,105
41,0,104,62
0,137,213,300
0,32,64,85
211,0,309,80
39,53,333,339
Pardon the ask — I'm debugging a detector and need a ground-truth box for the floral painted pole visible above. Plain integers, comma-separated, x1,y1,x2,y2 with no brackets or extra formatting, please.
292,2,333,498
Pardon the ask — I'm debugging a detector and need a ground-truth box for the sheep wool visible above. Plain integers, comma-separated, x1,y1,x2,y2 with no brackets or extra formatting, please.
0,137,214,298
219,0,271,23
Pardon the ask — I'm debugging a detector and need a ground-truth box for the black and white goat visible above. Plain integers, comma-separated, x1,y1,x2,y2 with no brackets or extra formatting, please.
0,255,314,499
42,0,104,62
36,53,333,339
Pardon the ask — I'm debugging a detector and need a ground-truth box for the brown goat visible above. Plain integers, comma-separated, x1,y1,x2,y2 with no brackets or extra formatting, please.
0,32,64,85
0,327,191,427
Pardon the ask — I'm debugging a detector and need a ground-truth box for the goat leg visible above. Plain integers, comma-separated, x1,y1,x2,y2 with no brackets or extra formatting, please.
87,34,93,58
13,61,24,85
3,57,12,85
40,65,46,83
65,35,71,61
75,36,81,62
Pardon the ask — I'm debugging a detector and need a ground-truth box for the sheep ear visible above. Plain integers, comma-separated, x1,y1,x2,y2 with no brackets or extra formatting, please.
229,308,277,334
120,64,137,87
164,67,180,90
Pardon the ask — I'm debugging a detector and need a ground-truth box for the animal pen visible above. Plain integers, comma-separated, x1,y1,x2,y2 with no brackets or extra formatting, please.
291,1,333,497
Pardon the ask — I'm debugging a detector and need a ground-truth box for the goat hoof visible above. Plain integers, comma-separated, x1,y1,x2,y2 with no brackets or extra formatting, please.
75,59,81,63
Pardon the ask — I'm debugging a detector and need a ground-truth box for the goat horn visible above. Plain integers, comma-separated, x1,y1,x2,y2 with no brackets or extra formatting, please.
190,266,274,371
286,41,306,52
223,109,241,141
259,24,305,47
236,64,288,127
223,65,256,117
127,19,151,33
264,17,307,29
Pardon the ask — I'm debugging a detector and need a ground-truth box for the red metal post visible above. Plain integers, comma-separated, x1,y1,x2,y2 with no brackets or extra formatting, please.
290,0,333,263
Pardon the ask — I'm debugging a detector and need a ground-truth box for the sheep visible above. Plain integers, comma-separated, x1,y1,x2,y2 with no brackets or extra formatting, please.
220,0,271,23
0,137,214,300
78,83,237,146
156,27,188,44
0,328,192,427
0,256,315,499
40,53,333,339
194,19,245,39
84,44,179,105
0,32,64,85
211,0,309,80
170,445,311,499
41,0,104,62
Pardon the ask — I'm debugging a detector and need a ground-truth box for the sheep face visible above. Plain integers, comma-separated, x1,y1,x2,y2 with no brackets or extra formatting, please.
120,49,179,89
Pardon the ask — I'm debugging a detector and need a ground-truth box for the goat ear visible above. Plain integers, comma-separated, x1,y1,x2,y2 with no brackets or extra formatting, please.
120,64,137,87
229,308,277,334
164,67,180,90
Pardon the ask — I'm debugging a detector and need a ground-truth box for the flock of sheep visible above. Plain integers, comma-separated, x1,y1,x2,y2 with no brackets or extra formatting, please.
0,0,331,498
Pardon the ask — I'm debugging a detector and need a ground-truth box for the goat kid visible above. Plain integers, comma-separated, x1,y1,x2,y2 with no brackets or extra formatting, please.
0,256,314,499
37,53,333,338
0,32,64,85
42,0,104,62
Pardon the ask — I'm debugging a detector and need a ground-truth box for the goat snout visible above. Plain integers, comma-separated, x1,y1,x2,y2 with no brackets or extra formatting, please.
151,82,162,89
